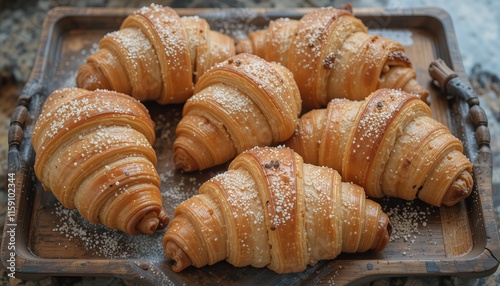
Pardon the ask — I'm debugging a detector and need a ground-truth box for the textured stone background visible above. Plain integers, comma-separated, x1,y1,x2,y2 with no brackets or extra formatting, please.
1,0,499,285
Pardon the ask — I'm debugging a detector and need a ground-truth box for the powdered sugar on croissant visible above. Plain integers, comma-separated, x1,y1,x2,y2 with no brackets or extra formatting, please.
163,146,391,273
235,5,428,107
173,53,301,172
77,4,235,104
285,88,473,206
32,87,168,235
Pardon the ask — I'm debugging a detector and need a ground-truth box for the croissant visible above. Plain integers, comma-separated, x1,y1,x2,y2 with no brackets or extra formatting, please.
163,146,391,274
31,87,169,235
173,53,302,172
235,5,428,108
76,4,235,104
285,88,473,207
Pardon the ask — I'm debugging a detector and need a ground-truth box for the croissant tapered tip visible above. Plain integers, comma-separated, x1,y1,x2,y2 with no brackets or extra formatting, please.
173,147,199,172
158,209,170,229
442,170,474,206
165,240,192,272
235,39,253,55
404,78,430,102
76,63,110,91
135,210,169,235
372,215,392,252
137,212,161,235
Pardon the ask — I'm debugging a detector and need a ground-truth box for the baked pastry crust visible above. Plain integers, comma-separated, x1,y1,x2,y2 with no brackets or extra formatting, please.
173,53,301,172
285,88,473,206
236,5,428,107
163,146,391,273
32,87,168,235
77,4,235,104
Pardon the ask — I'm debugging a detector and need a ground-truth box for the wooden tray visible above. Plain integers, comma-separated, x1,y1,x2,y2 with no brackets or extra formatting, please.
2,6,499,285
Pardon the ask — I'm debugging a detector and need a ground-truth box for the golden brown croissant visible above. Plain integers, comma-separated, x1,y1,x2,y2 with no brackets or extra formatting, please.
76,4,235,104
163,146,391,274
285,88,473,207
31,87,169,235
235,5,428,108
173,53,302,172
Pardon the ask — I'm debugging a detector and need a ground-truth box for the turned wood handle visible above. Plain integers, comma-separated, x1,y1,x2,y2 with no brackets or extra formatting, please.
8,94,31,148
7,92,32,172
9,105,28,148
429,58,458,92
429,59,491,149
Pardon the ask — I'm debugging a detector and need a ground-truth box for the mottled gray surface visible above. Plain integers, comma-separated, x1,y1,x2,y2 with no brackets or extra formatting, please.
0,0,499,285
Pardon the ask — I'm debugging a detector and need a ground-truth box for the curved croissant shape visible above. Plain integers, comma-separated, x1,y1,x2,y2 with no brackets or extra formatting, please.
285,88,473,207
77,4,235,104
235,5,428,108
163,146,391,274
173,53,302,172
32,87,169,235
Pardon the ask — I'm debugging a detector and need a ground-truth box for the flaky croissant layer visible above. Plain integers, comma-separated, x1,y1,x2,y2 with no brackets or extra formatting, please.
77,4,235,104
235,4,428,107
163,146,391,274
32,87,168,235
173,53,302,172
285,88,473,207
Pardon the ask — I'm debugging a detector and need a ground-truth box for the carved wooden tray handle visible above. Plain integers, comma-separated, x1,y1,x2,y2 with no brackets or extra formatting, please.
429,58,491,151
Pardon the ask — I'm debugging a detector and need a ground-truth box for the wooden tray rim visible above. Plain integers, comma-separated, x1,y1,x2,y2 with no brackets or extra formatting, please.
2,5,499,285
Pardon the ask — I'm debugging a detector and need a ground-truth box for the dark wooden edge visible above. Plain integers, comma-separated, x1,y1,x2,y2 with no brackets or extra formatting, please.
1,6,498,285
419,5,500,280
